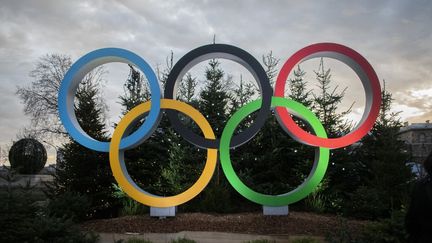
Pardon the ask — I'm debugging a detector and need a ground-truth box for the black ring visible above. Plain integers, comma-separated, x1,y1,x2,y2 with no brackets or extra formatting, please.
164,44,273,149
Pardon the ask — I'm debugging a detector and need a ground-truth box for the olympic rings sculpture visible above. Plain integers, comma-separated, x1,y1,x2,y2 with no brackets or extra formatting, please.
58,43,381,207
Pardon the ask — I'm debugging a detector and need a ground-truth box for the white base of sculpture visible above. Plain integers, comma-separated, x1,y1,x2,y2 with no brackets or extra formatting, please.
150,206,176,218
262,205,289,216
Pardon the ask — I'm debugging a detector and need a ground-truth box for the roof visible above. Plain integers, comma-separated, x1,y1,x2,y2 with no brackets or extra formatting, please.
399,123,432,134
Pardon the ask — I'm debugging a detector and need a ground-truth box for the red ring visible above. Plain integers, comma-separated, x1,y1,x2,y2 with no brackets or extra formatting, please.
274,43,381,149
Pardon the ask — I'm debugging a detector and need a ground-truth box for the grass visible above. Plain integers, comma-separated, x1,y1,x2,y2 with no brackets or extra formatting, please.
170,238,196,243
244,240,275,243
291,237,321,243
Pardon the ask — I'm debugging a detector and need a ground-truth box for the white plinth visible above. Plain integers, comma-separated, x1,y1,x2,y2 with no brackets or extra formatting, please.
262,205,289,216
150,206,176,218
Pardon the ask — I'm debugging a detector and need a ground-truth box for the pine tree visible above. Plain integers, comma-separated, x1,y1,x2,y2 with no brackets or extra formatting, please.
230,75,255,113
311,58,356,212
117,65,170,196
48,80,118,218
118,64,150,113
348,82,414,218
289,65,312,107
262,51,279,87
162,70,204,196
199,59,231,186
233,62,315,196
179,73,198,103
199,59,231,137
312,58,352,136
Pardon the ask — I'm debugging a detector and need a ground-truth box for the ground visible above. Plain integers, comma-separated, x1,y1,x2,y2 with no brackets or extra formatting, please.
81,211,368,236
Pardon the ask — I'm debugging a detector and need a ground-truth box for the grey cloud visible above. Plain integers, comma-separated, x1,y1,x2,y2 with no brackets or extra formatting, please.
0,0,431,152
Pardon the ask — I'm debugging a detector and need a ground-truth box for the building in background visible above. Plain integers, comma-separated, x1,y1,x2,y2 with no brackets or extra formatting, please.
398,121,432,177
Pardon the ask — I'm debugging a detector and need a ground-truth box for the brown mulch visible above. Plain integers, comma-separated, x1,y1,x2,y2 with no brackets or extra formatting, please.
80,212,370,236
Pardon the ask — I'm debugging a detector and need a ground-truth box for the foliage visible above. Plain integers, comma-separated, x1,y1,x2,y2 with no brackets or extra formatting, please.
326,210,408,243
16,53,105,138
199,59,231,137
308,58,357,213
288,65,312,107
325,214,366,243
117,63,174,197
199,183,233,213
357,210,407,243
112,183,147,216
231,63,314,197
119,64,151,111
46,191,92,222
0,171,98,243
121,238,153,243
170,237,197,243
344,186,388,219
262,51,279,86
312,58,352,135
46,79,119,218
348,83,414,219
305,197,325,214
291,237,320,243
28,216,99,243
8,138,47,174
244,240,275,243
230,75,256,112
179,73,198,102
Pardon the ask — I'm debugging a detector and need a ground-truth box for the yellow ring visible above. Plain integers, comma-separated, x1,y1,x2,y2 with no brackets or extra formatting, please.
110,99,217,207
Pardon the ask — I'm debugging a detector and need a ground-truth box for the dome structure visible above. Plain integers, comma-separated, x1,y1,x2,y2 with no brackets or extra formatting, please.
8,138,47,174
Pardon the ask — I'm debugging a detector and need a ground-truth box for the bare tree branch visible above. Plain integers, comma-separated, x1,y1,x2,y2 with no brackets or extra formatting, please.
16,53,106,141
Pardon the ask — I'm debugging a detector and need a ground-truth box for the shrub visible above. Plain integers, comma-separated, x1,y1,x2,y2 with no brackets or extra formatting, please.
327,210,407,243
0,172,98,243
357,210,407,243
344,186,388,219
199,183,233,213
28,216,99,243
304,192,326,213
304,181,328,213
325,216,361,243
112,183,148,215
46,191,92,222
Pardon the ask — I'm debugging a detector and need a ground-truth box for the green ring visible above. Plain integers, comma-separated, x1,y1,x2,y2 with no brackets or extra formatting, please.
220,97,330,206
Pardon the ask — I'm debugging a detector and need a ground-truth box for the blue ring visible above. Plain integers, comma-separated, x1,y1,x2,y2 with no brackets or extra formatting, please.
58,48,161,152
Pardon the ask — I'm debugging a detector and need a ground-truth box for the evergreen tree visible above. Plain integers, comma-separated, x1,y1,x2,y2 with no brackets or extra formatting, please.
199,59,231,137
155,57,235,212
118,64,150,112
199,59,232,185
348,82,414,219
262,51,279,87
48,80,118,218
285,65,316,190
162,71,204,197
233,62,315,196
117,65,169,196
157,51,174,89
312,58,352,136
117,54,202,198
309,58,357,212
179,73,198,103
288,65,312,107
230,75,255,113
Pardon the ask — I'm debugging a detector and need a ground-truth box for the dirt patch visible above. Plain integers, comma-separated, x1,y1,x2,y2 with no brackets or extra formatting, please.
81,212,369,236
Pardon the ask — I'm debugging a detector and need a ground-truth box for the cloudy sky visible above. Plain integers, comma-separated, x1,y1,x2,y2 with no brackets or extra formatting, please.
0,0,431,163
